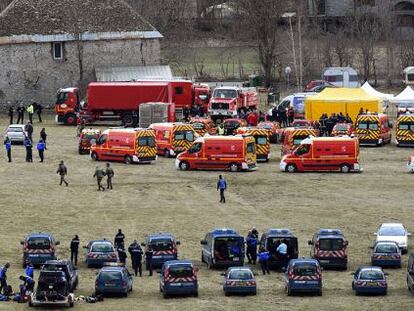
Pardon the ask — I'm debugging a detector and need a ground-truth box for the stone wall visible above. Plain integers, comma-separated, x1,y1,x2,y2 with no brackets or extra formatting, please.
0,38,161,106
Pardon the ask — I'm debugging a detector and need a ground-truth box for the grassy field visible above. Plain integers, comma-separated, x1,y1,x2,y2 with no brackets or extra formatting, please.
1,115,414,310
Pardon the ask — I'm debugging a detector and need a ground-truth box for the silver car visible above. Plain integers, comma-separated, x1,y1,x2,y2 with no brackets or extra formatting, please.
6,124,26,143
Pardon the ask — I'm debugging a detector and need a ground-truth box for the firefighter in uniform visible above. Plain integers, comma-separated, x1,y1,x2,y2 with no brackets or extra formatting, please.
70,235,80,266
114,229,125,249
105,163,114,190
128,240,143,277
56,161,68,186
93,166,106,191
145,246,153,276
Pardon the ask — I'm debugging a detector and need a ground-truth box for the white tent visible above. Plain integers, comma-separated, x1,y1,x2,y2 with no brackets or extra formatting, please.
392,86,414,107
361,82,394,100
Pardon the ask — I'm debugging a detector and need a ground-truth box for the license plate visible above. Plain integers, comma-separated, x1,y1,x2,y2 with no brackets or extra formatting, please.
153,256,161,259
295,281,306,284
105,283,116,287
368,282,377,287
236,282,246,286
233,257,239,261
319,260,329,264
170,283,181,286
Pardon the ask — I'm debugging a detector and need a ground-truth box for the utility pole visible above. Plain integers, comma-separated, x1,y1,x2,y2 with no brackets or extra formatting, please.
287,13,299,90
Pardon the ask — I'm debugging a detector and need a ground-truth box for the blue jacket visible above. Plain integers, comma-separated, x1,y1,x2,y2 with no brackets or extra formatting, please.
246,236,257,248
25,266,34,278
258,251,270,263
24,139,32,148
37,142,45,151
0,267,7,280
5,141,11,151
217,179,227,190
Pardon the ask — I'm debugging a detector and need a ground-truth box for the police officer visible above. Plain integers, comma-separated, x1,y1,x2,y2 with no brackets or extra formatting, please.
246,231,258,265
17,105,24,124
258,248,270,275
37,139,45,162
25,121,33,142
25,262,34,278
19,275,35,292
24,136,33,162
0,263,10,295
40,128,47,149
114,229,125,249
128,240,143,277
36,103,43,123
145,246,153,276
4,136,11,162
217,175,227,203
93,166,106,191
277,239,288,270
118,247,127,264
8,107,13,125
57,160,69,186
70,235,80,266
105,163,114,190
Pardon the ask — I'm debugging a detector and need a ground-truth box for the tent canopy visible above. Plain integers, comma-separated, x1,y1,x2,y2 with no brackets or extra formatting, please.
361,82,394,100
393,86,414,102
305,88,381,122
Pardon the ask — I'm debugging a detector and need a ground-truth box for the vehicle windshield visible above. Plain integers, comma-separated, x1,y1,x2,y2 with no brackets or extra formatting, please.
137,136,155,147
319,239,343,251
293,263,317,276
398,122,414,131
213,89,237,99
192,122,205,130
174,131,194,142
43,264,68,275
224,121,240,129
98,271,122,282
246,142,255,154
27,237,50,249
150,239,174,251
56,92,69,104
378,226,405,236
256,136,267,145
357,121,378,130
168,265,193,278
8,127,23,133
293,135,308,146
334,124,349,131
211,102,229,110
228,270,253,280
359,270,384,280
91,243,114,253
214,237,243,261
375,243,398,253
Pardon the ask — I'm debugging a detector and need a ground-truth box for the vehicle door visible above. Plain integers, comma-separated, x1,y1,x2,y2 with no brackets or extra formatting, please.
287,237,299,259
309,235,317,258
187,142,205,167
293,143,312,170
95,134,109,159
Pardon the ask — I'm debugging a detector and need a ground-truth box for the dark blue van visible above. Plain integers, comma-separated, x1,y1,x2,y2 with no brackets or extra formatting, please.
285,258,322,296
143,233,180,269
160,260,198,298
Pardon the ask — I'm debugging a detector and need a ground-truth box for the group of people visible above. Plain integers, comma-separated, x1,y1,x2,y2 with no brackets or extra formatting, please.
270,106,295,128
318,112,353,136
4,126,47,163
8,102,43,125
0,262,35,300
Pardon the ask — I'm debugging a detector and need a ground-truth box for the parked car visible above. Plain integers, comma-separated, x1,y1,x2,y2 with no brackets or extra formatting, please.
95,263,133,297
84,239,117,268
160,260,198,298
284,258,322,296
42,260,79,292
222,267,256,296
304,80,334,92
371,241,402,268
352,266,387,295
375,223,410,254
6,124,26,143
406,252,414,293
21,233,59,267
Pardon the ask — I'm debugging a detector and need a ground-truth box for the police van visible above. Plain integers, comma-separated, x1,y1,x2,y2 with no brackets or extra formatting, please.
143,233,180,269
259,229,298,269
200,229,245,269
308,229,348,270
160,260,198,298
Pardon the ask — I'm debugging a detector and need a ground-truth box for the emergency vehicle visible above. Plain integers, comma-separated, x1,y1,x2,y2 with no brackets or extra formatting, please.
95,263,133,297
176,136,257,172
160,260,198,298
90,128,157,164
396,114,414,146
200,229,245,269
308,229,348,269
355,113,392,146
331,123,354,137
236,127,270,162
84,240,117,268
285,259,322,296
280,136,361,173
281,128,319,155
223,118,248,136
257,121,282,143
142,233,180,269
259,229,299,269
291,119,314,129
222,267,257,296
352,266,387,296
149,123,196,157
78,128,101,154
189,117,216,136
21,233,59,267
371,241,402,268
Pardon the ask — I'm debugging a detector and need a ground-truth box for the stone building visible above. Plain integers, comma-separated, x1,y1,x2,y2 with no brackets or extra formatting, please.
0,0,162,106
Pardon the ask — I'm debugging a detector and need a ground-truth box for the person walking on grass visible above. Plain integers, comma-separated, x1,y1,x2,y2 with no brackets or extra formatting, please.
105,163,114,190
57,160,68,186
40,128,47,149
37,139,45,162
4,136,11,162
93,166,106,191
217,175,227,203
24,137,33,162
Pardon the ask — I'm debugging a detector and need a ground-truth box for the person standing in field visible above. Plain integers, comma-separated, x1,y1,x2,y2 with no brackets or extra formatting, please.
93,166,106,191
17,105,24,124
105,163,114,190
57,160,68,186
24,136,33,162
4,136,11,162
70,235,80,266
217,175,227,203
40,128,47,149
8,107,13,125
37,139,45,162
27,103,34,124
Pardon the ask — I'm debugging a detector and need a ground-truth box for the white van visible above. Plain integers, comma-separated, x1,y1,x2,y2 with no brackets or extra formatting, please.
322,67,360,88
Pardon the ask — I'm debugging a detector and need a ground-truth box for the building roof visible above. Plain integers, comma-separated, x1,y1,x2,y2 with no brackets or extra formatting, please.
0,0,162,41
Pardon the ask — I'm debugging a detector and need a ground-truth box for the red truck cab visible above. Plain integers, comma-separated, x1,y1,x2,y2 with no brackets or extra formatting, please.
280,136,361,173
55,88,80,125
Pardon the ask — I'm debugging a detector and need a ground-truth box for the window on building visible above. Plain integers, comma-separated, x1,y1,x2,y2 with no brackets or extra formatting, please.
52,42,64,60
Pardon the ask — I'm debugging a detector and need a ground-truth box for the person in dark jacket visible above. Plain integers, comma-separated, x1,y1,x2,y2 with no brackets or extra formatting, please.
258,248,270,275
37,139,45,162
19,275,35,292
128,241,143,277
24,137,33,162
0,263,10,295
36,103,43,123
70,235,80,266
4,136,11,162
114,229,125,249
117,247,127,264
246,231,258,264
57,160,68,186
217,175,227,203
93,166,106,191
25,122,33,142
8,107,13,124
40,128,47,149
17,105,24,124
145,246,153,276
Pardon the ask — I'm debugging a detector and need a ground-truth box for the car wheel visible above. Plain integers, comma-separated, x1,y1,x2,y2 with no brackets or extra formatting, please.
179,161,190,171
287,286,292,296
65,113,77,125
123,291,128,297
124,155,132,164
91,152,98,161
28,300,33,307
286,164,297,173
193,291,198,298
224,291,230,297
340,164,351,173
69,302,74,308
229,163,239,172
122,114,133,126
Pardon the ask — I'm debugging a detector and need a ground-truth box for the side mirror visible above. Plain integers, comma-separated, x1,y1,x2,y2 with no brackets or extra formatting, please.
20,241,24,245
308,240,313,245
55,241,60,246
176,241,181,245
200,240,207,245
384,272,389,276
344,241,349,247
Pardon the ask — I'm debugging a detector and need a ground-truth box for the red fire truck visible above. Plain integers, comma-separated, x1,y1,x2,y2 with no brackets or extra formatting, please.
208,87,259,123
55,80,210,125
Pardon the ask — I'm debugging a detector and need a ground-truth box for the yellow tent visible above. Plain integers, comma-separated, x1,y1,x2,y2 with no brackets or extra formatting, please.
305,88,382,122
